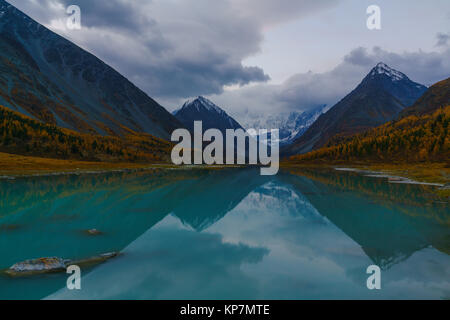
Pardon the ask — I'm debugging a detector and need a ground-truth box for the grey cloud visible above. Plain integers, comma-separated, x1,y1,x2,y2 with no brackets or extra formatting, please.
129,54,270,99
348,45,450,86
6,0,337,100
436,32,450,47
8,0,149,30
5,0,58,23
344,47,377,66
231,0,340,26
63,24,270,99
62,0,152,31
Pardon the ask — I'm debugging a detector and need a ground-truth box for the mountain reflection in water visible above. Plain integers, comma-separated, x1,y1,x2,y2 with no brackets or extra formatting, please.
0,167,448,299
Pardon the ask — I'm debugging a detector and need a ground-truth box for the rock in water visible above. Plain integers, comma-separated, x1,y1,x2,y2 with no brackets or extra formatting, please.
6,257,67,276
4,252,120,277
84,228,103,236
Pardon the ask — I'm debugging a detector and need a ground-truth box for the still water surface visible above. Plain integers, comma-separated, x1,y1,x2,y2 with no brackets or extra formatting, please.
0,168,448,299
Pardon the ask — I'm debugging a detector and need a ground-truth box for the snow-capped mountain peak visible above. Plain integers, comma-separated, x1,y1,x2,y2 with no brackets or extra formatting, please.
180,96,225,114
370,62,407,81
173,96,243,133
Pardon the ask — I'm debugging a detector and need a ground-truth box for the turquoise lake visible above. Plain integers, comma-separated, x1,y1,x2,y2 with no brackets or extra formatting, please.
0,167,449,300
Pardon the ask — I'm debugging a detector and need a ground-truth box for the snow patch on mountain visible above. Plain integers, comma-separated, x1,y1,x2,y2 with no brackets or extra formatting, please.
242,105,329,145
370,62,407,81
175,96,225,115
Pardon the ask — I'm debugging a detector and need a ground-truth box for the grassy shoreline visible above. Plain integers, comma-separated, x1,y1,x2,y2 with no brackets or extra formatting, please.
282,161,450,197
0,152,175,177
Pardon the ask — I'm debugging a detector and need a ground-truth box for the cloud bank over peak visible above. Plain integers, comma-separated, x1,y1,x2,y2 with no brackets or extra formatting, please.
210,40,450,129
344,45,450,87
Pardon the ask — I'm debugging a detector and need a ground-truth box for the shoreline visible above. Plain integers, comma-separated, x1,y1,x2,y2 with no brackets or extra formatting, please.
333,167,445,187
0,152,246,179
1,152,448,193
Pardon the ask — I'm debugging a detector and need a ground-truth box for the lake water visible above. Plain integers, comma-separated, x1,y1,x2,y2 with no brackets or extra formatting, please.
0,167,449,300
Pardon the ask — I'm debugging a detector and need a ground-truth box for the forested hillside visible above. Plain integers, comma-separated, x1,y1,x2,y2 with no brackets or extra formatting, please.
290,106,449,163
0,105,171,162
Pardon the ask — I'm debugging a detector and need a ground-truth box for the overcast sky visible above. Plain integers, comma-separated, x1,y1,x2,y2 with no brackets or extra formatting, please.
7,0,450,126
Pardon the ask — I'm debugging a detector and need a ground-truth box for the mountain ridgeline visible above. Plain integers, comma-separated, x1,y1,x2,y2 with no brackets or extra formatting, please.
284,63,428,155
0,0,182,140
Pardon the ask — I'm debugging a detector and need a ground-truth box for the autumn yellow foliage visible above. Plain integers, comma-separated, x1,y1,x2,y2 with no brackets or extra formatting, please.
0,105,172,162
290,106,449,163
